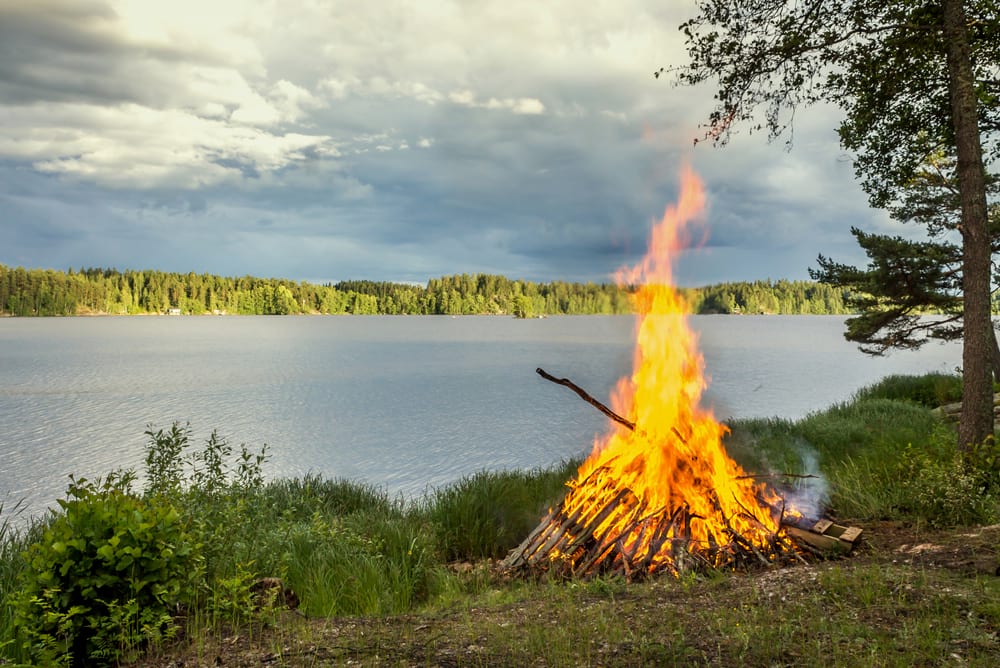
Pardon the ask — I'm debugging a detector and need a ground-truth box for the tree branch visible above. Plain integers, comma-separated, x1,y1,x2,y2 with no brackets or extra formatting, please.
535,368,635,432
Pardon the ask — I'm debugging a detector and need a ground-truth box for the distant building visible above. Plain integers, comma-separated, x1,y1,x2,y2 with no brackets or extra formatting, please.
166,308,182,316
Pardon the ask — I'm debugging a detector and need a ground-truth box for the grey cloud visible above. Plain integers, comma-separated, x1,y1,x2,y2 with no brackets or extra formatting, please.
0,2,204,107
0,0,895,287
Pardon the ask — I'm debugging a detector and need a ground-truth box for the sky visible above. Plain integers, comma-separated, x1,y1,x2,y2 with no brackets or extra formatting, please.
0,0,900,286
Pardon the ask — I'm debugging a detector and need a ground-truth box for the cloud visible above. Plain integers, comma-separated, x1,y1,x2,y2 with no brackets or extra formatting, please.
1,103,333,189
447,89,545,115
0,0,889,285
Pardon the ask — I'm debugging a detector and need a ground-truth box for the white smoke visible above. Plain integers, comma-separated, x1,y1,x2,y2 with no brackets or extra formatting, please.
776,443,829,520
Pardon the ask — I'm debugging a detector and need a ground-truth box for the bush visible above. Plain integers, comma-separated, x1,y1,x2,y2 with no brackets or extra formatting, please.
900,446,1000,527
13,474,201,666
142,423,270,585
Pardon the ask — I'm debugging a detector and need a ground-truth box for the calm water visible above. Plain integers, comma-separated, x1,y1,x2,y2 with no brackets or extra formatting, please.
0,315,961,521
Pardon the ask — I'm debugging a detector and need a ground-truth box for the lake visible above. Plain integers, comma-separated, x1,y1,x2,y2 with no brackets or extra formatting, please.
0,315,961,522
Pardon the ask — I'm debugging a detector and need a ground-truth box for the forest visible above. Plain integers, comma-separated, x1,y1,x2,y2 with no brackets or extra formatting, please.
0,264,852,317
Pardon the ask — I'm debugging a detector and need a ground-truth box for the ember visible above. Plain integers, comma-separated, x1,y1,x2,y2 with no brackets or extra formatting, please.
503,166,847,580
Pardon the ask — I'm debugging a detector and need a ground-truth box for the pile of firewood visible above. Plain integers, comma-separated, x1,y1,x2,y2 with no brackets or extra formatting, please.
500,469,805,580
500,369,863,581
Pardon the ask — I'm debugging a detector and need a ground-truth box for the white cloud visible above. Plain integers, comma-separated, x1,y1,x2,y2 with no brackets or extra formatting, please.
318,78,543,115
445,90,471,107
447,89,545,114
2,103,332,189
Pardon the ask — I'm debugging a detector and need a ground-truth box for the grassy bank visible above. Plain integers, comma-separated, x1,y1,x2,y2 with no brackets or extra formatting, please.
2,373,999,666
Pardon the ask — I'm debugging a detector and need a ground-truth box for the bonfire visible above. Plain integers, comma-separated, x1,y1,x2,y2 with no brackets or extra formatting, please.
502,166,858,580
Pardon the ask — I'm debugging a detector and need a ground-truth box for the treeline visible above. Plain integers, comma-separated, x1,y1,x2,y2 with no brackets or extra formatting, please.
682,279,853,315
0,264,851,317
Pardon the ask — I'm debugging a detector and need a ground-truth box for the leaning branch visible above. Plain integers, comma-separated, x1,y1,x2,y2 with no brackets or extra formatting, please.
536,368,635,431
734,473,819,480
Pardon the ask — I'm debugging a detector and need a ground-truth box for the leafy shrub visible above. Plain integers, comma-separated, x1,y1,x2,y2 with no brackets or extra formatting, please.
13,474,201,666
142,423,270,584
144,423,189,497
144,422,269,498
900,446,1000,527
967,437,1000,489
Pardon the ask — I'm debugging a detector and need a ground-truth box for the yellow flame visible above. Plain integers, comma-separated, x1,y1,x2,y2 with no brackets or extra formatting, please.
563,165,782,573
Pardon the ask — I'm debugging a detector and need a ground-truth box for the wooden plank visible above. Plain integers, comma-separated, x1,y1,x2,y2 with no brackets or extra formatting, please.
784,526,858,554
784,526,844,552
838,526,863,543
812,519,834,534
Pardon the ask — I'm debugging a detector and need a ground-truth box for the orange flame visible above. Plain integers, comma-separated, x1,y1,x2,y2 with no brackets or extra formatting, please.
562,165,785,574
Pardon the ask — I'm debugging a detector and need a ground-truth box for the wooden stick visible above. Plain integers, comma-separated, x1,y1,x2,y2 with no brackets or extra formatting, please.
536,367,635,431
535,368,690,445
568,488,633,550
533,506,587,561
734,473,820,480
502,509,558,569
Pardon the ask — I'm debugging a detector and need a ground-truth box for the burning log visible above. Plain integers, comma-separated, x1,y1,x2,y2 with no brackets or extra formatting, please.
502,470,861,580
501,477,809,579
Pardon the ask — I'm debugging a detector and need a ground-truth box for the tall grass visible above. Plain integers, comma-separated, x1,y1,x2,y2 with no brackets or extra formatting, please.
421,461,580,562
849,372,963,407
0,502,47,663
281,508,445,617
726,373,1000,524
0,504,22,656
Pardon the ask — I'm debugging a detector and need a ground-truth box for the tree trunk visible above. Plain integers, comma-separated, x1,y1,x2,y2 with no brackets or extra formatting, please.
943,0,994,449
992,326,1000,384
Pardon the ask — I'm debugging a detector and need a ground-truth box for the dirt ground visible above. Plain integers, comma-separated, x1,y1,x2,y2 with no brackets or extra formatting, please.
134,521,1000,667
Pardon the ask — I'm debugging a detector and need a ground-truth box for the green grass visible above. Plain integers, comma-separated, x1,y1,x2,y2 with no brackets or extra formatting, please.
420,462,579,562
724,373,995,522
850,372,964,407
3,372,1000,666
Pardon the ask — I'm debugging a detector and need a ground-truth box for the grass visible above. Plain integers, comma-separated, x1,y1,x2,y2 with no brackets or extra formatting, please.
420,462,579,562
137,551,1000,667
3,372,1000,666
